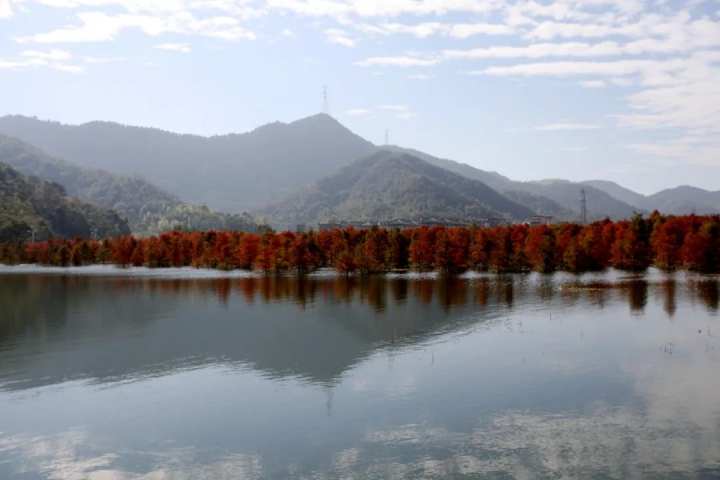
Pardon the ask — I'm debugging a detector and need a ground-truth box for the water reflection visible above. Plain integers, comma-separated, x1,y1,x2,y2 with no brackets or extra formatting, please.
0,271,719,479
1,273,720,391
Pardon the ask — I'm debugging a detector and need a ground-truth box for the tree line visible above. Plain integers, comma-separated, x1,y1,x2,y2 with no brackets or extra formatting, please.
1,213,719,274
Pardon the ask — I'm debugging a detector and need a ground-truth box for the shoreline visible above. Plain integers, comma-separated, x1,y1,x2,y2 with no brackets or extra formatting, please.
1,264,716,283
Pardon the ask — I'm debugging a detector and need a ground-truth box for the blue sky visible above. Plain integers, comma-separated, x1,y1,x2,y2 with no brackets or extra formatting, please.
0,0,719,194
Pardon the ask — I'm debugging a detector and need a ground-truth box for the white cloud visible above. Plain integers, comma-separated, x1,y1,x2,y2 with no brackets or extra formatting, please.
357,21,513,39
472,59,688,79
0,48,83,72
324,28,354,47
21,48,72,61
628,135,720,166
444,37,718,61
264,0,503,19
0,0,12,18
536,123,601,131
155,42,192,53
17,10,256,44
281,28,294,37
20,0,263,19
5,0,719,167
354,55,438,67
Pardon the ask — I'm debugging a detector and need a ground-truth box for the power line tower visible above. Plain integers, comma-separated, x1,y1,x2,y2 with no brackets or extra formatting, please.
384,129,389,145
580,188,588,225
322,85,329,115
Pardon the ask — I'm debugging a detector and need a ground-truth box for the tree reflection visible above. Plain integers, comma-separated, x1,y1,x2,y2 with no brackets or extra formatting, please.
625,280,648,314
3,272,720,392
693,279,719,312
662,279,677,318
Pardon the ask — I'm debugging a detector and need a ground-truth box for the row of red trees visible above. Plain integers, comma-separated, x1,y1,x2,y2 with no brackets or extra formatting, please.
1,213,719,274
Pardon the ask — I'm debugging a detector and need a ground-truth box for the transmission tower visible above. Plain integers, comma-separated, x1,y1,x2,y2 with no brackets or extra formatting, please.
580,188,588,224
384,129,389,145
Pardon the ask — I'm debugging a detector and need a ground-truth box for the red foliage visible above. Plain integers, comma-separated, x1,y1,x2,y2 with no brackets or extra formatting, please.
5,214,720,275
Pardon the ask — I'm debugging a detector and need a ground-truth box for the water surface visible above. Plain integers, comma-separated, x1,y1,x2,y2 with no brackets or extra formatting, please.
0,270,719,479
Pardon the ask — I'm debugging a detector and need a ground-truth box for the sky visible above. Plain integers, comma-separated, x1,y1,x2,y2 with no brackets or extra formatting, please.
0,0,719,195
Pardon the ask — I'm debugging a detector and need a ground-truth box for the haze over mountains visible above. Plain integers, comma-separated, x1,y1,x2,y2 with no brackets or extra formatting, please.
584,180,720,215
261,151,534,225
0,112,717,238
0,162,129,242
0,114,375,212
0,135,257,235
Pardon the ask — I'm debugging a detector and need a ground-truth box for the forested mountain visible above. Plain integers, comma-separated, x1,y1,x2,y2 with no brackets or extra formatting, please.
0,162,129,242
519,179,639,220
0,135,257,235
0,114,375,212
646,186,720,214
386,146,633,220
1,113,699,223
582,180,647,210
584,180,720,215
260,151,535,225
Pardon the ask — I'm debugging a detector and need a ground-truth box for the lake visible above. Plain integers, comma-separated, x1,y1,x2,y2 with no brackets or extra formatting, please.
0,268,719,479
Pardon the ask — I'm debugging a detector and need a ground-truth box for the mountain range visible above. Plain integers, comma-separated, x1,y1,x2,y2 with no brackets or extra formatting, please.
0,135,256,235
0,162,129,242
0,112,717,239
584,180,720,215
0,114,375,212
260,151,534,225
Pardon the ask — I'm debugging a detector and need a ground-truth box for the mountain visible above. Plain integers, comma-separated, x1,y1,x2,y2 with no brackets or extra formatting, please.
386,146,634,220
0,162,130,242
646,186,720,215
518,179,640,220
0,135,257,235
260,151,535,225
583,181,720,215
0,113,647,222
582,180,647,210
0,114,376,212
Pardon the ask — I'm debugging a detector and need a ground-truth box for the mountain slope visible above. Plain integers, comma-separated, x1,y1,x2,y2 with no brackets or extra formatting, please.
0,135,257,235
582,180,647,210
0,114,376,212
386,146,633,220
0,162,130,242
583,180,720,215
646,186,720,215
519,180,640,220
260,151,536,225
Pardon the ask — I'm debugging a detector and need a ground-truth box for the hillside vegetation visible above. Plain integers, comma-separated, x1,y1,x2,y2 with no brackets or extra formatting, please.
0,135,257,235
261,151,535,225
0,114,375,212
0,162,130,242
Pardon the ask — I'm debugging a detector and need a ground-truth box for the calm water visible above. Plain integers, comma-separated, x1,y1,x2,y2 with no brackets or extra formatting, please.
0,269,719,479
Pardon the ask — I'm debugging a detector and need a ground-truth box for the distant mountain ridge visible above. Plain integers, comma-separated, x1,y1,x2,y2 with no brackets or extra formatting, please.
0,135,257,235
0,162,130,242
387,146,636,220
260,151,535,225
583,180,720,215
0,114,375,212
0,113,707,224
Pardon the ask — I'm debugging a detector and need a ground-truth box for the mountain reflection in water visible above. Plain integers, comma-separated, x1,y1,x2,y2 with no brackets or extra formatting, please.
0,271,719,479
